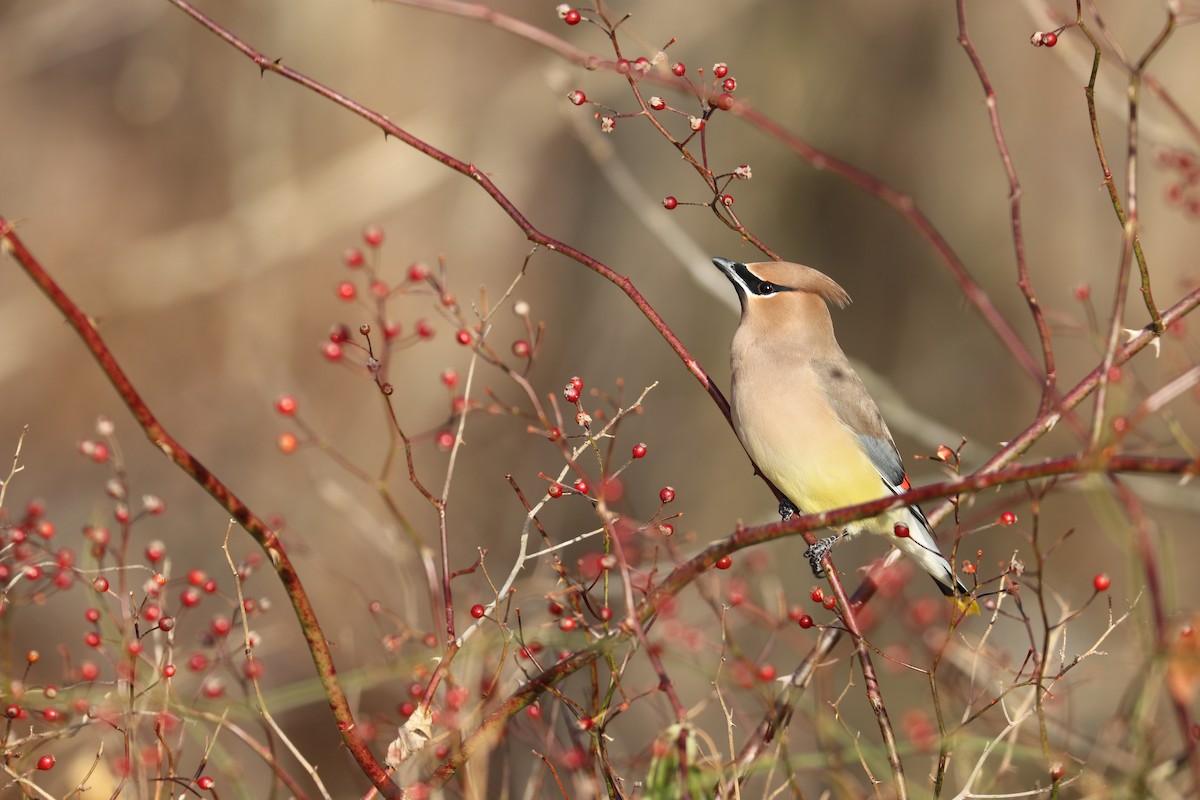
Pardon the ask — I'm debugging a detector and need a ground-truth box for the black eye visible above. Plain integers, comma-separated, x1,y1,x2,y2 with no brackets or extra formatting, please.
757,281,776,295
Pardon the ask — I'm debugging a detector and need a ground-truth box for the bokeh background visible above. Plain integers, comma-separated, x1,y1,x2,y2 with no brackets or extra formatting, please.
2,0,1198,796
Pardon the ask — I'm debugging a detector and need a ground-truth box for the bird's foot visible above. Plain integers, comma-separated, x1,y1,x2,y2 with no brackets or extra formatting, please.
779,499,799,522
804,534,842,578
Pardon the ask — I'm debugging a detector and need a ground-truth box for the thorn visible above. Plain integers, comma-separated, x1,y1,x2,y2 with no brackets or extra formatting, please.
1124,327,1161,357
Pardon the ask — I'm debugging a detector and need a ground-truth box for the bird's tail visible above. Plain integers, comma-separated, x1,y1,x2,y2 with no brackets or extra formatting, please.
935,576,981,616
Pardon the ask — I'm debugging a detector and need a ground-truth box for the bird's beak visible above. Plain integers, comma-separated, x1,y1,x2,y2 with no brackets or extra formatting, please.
712,257,739,279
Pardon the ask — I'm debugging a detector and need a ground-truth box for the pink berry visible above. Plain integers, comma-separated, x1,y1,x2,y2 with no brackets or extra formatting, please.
416,320,436,339
568,90,586,106
407,262,429,282
335,281,356,301
455,330,472,346
363,225,384,247
662,196,678,210
616,59,631,75
436,431,455,451
716,555,733,570
85,607,100,623
659,486,676,504
632,443,647,458
563,8,581,25
1093,573,1111,592
343,248,364,268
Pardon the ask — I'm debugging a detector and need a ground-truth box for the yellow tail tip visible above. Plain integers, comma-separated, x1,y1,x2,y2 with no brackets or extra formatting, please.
952,596,981,616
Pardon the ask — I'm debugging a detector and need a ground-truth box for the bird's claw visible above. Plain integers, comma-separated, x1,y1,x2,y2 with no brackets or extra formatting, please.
803,535,839,579
779,499,799,522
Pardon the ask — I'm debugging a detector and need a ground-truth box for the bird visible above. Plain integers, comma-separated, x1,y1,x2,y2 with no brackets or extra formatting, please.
712,257,979,615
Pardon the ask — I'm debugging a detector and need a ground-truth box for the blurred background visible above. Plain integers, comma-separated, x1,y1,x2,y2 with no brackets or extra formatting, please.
2,0,1198,796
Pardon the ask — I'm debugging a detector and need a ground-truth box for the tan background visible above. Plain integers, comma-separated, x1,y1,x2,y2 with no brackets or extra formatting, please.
2,0,1198,796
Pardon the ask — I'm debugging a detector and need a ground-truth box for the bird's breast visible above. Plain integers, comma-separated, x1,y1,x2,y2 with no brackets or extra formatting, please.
731,360,883,517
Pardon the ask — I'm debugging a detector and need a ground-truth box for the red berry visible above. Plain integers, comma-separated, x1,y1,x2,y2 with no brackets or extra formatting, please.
343,248,364,268
722,77,737,92
145,541,166,562
1049,762,1065,781
798,614,814,629
714,93,735,111
822,596,837,610
1093,573,1111,592
632,443,647,458
84,632,101,648
80,661,99,681
435,431,455,451
163,664,176,678
210,616,232,637
578,716,594,731
547,484,564,499
277,432,298,454
275,395,298,416
999,511,1017,526
197,775,215,791
568,90,586,106
810,587,824,603
716,555,733,570
662,196,678,210
362,225,384,247
573,478,590,495
335,281,356,301
649,96,666,111
470,604,485,619
563,385,581,403
321,341,343,361
672,62,686,76
416,320,436,339
599,607,612,621
758,664,776,681
615,59,631,75
720,194,734,206
188,653,209,672
1074,283,1090,301
563,8,581,25
658,522,674,536
180,587,201,607
894,523,910,538
37,754,55,771
659,486,676,504
512,339,531,357
714,62,729,78
570,376,583,390
559,618,577,632
158,616,175,632
455,329,472,346
92,576,109,593
1042,31,1058,47
85,607,101,623
547,427,562,442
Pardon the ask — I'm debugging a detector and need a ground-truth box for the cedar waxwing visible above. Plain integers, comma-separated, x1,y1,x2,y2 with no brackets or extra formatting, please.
713,257,979,614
